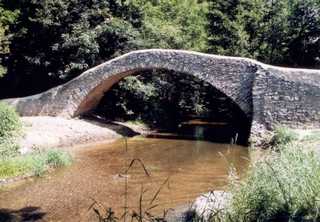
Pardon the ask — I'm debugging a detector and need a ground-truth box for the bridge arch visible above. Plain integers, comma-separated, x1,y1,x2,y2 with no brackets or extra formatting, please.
52,49,257,120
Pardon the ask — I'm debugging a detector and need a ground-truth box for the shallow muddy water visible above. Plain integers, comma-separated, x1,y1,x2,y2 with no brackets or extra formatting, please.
0,137,250,221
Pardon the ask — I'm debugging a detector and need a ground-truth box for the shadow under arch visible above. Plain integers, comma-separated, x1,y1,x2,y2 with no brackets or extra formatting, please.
65,50,255,121
87,68,252,145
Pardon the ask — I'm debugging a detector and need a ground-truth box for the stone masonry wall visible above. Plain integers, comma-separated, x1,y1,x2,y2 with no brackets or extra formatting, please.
252,65,320,130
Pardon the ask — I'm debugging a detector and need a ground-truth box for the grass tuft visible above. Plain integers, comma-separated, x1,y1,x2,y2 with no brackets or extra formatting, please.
271,126,298,147
46,149,72,168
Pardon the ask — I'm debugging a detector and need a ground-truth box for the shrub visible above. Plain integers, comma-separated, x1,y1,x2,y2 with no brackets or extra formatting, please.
0,102,21,139
224,145,320,222
0,137,20,158
0,102,21,159
45,149,72,168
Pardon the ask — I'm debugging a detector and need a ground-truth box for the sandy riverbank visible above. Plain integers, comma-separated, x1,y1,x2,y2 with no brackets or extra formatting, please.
18,116,152,154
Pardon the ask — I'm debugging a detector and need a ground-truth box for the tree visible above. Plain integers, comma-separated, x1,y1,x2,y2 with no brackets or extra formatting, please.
0,0,143,96
135,0,209,51
286,0,320,67
0,4,18,77
207,0,242,56
207,0,320,68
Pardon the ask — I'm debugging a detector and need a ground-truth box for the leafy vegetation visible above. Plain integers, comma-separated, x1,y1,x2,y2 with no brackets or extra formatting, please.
200,128,320,222
0,102,21,139
0,102,71,180
207,0,320,67
0,102,21,158
0,149,72,179
223,144,320,222
0,4,18,78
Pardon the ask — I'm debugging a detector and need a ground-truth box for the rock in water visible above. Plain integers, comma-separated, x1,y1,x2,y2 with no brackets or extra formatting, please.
191,191,231,221
165,191,231,222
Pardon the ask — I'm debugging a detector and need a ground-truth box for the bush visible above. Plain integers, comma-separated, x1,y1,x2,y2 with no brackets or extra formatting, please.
0,102,21,158
0,102,21,139
46,149,72,168
0,137,20,158
224,145,320,222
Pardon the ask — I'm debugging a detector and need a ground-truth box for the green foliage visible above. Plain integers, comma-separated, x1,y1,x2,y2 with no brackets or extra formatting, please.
0,0,211,96
46,149,72,168
0,149,72,179
207,0,320,67
285,0,320,67
0,5,18,54
0,136,19,158
0,4,19,78
134,0,209,51
224,145,320,222
0,102,21,159
0,102,21,139
0,0,143,95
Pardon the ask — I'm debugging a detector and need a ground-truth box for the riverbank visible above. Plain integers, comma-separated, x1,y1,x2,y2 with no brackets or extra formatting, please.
18,116,320,154
1,115,153,184
18,116,153,154
183,127,320,222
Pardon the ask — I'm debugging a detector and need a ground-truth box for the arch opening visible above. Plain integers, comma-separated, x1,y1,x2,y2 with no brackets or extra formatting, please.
82,69,252,145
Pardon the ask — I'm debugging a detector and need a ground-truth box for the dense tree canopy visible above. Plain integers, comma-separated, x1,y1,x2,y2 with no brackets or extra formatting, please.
207,0,320,67
0,0,144,95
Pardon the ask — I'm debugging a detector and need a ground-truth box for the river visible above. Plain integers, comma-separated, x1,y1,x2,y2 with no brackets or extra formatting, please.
0,137,250,221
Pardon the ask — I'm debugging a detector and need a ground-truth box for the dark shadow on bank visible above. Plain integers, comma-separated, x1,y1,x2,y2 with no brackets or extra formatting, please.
84,69,252,146
0,207,46,222
80,114,140,137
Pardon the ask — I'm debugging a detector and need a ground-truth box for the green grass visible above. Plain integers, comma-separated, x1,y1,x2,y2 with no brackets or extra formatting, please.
203,125,320,222
0,103,72,180
0,149,72,179
210,143,320,222
271,126,298,146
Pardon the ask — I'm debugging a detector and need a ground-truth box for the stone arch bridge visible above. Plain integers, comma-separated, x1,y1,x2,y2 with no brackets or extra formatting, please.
3,49,320,137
